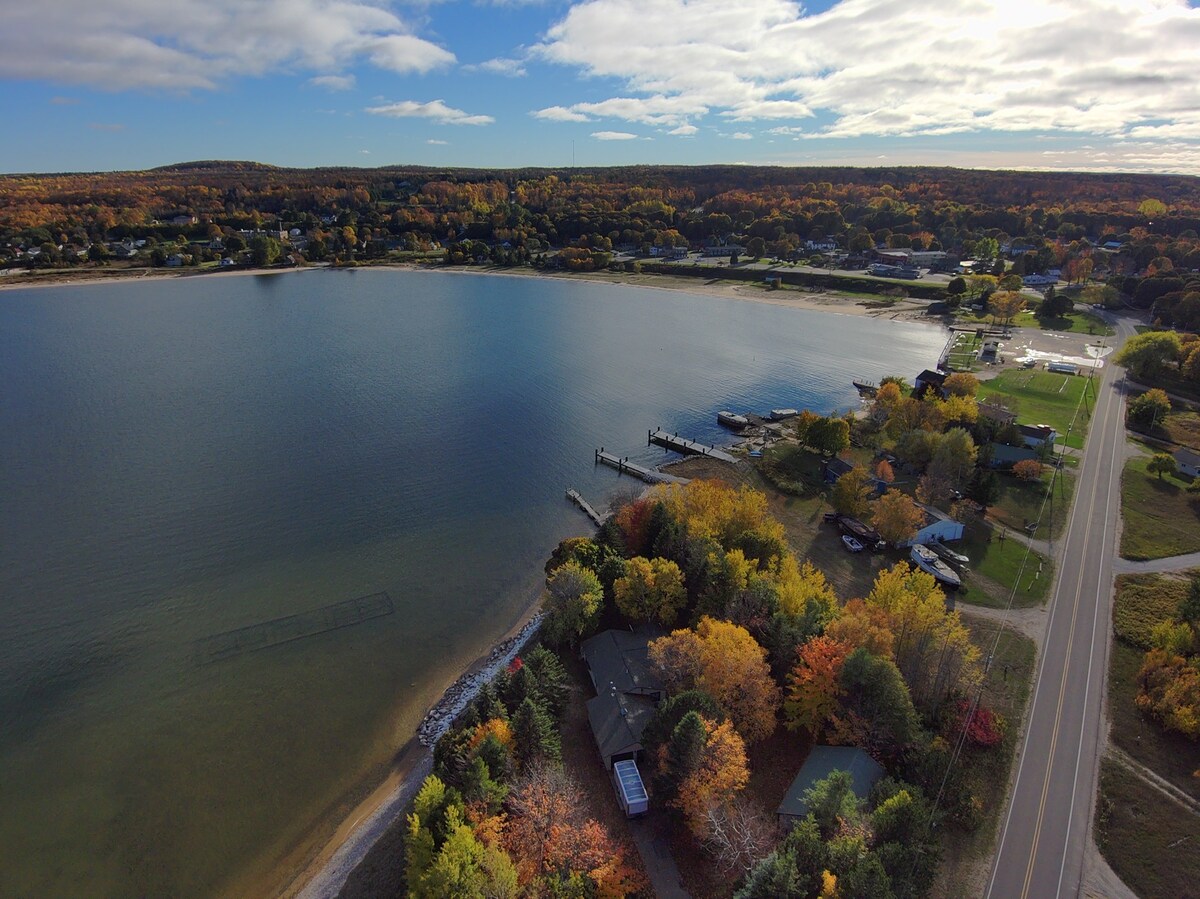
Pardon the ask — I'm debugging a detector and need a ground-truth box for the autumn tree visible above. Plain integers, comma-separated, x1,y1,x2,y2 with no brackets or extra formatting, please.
928,427,977,489
541,561,603,647
784,635,852,736
809,416,851,457
650,617,780,742
1136,649,1200,739
1127,388,1171,429
830,464,873,519
1147,453,1178,480
874,459,895,483
614,556,687,626
825,599,895,659
942,372,979,397
1116,331,1182,380
774,555,838,622
674,717,752,836
989,290,1026,326
1012,459,1044,481
870,489,926,546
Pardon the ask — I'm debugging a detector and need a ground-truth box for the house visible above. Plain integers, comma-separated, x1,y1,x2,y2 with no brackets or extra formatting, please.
900,504,965,547
1174,447,1200,478
1020,424,1058,449
778,746,885,829
914,369,948,399
1022,274,1057,287
169,214,197,226
581,628,665,769
988,442,1039,469
977,402,1017,427
823,457,855,485
805,237,839,252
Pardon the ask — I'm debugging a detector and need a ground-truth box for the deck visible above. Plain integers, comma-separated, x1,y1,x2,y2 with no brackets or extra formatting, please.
594,449,690,484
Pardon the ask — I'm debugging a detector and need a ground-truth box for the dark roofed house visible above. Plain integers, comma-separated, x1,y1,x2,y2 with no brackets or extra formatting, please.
988,442,1038,469
581,628,665,769
914,369,948,399
1174,447,1200,479
778,746,885,827
822,457,855,485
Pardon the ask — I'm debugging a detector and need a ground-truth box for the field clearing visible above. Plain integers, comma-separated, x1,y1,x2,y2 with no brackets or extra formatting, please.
1119,453,1200,560
977,370,1092,449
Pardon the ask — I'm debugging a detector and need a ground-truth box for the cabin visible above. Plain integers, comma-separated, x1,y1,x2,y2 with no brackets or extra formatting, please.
581,629,664,770
914,369,948,399
900,504,966,547
778,746,885,829
989,442,1039,469
1174,447,1200,479
1020,424,1058,449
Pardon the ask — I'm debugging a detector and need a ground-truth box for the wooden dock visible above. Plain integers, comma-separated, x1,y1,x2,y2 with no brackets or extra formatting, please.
648,429,738,464
566,489,609,527
594,449,690,484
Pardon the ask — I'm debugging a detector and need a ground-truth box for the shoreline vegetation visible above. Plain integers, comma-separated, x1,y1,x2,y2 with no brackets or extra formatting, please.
259,267,939,899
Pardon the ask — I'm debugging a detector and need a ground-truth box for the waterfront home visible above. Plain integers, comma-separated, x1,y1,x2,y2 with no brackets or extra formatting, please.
581,628,664,770
914,369,948,399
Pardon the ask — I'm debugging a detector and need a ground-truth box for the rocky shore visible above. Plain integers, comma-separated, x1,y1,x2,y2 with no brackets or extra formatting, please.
416,613,545,747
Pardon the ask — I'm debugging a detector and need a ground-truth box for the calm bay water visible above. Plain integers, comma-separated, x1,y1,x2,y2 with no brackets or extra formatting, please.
0,269,945,897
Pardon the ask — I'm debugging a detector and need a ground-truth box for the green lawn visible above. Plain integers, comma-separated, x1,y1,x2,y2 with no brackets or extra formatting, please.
1023,309,1114,336
977,370,1093,449
1119,454,1200,560
946,332,983,371
988,466,1075,542
1095,756,1200,899
955,521,1053,608
756,443,828,496
934,617,1036,895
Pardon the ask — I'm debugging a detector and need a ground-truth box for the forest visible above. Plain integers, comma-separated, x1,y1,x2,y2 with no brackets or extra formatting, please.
3,163,1200,299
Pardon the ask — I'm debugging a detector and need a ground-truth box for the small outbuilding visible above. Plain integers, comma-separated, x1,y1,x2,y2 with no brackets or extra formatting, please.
1020,424,1058,449
778,746,885,829
900,503,965,547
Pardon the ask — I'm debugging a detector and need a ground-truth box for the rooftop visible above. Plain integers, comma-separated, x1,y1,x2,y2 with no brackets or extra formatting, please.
778,746,885,819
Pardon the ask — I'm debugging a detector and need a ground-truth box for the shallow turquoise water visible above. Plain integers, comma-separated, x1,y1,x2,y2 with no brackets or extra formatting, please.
0,269,946,896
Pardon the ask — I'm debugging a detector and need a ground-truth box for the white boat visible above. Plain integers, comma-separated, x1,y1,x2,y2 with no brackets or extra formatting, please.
910,544,962,589
769,408,798,421
717,411,750,430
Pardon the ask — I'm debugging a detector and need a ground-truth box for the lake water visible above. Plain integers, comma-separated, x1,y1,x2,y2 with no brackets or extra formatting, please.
0,269,945,897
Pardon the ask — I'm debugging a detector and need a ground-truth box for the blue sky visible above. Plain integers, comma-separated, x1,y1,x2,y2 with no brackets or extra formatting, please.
2,0,1199,175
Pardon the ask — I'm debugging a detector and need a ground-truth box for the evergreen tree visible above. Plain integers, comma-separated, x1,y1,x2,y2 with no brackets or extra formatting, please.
658,711,707,797
524,645,570,720
512,697,560,770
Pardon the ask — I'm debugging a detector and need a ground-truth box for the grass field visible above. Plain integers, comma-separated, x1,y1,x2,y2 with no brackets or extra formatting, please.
932,617,1036,897
946,332,983,371
955,521,1053,608
1119,453,1200,560
1107,638,1200,802
1112,572,1194,648
1095,757,1200,899
976,370,1094,449
954,308,1113,336
987,465,1075,541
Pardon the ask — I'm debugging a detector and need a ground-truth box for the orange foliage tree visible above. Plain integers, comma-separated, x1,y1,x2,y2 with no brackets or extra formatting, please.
783,635,852,736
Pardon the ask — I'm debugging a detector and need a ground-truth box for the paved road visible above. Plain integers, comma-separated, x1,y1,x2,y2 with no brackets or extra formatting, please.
1113,550,1200,574
986,316,1136,899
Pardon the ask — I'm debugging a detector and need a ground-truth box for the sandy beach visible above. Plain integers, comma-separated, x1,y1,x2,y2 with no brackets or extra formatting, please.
0,260,936,324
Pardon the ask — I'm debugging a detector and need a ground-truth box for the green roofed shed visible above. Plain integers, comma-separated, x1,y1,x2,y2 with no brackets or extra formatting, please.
777,746,885,827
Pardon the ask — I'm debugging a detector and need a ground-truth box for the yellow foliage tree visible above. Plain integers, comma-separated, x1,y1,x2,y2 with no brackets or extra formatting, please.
655,480,784,550
674,718,751,837
943,372,980,397
468,718,514,753
825,598,896,659
774,556,838,621
614,556,688,626
649,617,780,743
870,489,927,546
830,464,873,519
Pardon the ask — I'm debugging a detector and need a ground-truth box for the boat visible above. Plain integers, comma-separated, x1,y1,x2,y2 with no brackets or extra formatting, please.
769,408,798,421
928,541,970,568
852,379,878,395
910,544,962,589
717,411,750,430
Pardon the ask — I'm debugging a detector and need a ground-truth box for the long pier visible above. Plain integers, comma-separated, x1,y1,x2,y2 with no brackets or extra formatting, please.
594,449,690,484
566,488,609,527
648,429,738,464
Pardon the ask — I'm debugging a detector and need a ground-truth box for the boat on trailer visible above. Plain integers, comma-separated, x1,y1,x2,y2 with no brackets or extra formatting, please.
910,544,962,589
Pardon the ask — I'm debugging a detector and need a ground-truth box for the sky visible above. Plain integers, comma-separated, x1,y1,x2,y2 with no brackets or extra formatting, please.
1,0,1199,175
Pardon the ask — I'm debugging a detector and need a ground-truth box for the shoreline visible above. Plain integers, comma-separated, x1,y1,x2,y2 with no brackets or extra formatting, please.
0,260,937,324
277,607,545,899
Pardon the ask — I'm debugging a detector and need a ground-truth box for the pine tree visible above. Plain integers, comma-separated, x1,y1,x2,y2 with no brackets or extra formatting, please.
512,697,560,770
658,711,707,797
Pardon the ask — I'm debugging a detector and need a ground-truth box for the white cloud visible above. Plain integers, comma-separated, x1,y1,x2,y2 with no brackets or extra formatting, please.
591,130,637,140
309,74,355,91
668,123,698,136
360,149,370,154
535,0,1200,152
532,105,592,122
0,1,454,90
468,57,527,77
427,138,448,145
729,131,752,140
366,99,494,125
